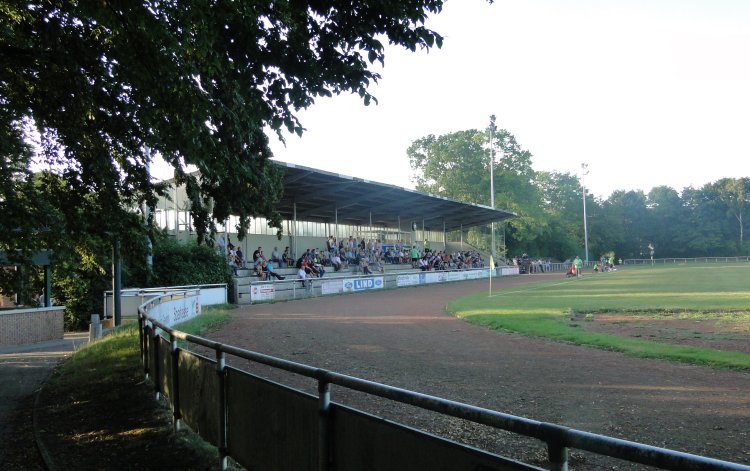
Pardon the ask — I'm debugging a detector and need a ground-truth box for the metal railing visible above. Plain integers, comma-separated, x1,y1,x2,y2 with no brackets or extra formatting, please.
625,257,750,265
138,292,750,471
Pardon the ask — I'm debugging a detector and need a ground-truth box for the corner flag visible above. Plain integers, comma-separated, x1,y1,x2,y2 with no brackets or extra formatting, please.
489,256,495,296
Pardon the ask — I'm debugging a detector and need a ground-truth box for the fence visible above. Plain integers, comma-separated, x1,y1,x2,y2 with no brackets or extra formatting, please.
625,257,750,265
103,283,227,319
137,291,750,471
243,266,519,304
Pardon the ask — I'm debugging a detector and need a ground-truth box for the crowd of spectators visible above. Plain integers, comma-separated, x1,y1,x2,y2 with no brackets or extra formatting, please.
512,254,552,274
219,234,489,280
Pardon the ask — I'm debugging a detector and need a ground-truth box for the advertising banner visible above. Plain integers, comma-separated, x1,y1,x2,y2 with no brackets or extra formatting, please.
148,295,201,328
343,277,384,292
322,280,344,295
250,284,276,302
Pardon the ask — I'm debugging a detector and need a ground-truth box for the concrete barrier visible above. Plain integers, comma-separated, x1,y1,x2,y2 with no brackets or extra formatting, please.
0,306,65,347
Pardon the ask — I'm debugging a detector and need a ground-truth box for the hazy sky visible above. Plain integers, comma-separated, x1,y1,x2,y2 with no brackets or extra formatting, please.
262,0,750,200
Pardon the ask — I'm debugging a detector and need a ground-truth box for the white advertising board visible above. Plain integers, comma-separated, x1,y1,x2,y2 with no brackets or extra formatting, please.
321,281,344,295
147,295,201,328
250,284,276,302
342,277,384,292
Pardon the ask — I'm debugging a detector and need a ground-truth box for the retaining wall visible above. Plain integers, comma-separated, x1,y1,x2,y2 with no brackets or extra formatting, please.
0,306,65,347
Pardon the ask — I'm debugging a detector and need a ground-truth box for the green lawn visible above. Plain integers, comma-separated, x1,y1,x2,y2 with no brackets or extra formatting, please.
449,264,750,369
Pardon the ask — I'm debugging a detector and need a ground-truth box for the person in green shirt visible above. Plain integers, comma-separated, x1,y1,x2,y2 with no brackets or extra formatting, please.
410,246,419,268
573,255,583,277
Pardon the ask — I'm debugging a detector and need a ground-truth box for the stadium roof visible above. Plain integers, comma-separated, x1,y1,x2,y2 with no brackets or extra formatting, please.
274,161,516,232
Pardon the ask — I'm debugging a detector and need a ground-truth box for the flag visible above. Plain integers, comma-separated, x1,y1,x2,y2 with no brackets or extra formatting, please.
490,256,495,270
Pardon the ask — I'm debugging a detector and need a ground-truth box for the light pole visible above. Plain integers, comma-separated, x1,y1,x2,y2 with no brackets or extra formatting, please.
487,115,497,259
581,163,590,263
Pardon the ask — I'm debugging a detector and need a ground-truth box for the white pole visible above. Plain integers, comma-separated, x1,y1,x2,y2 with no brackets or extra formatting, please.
581,163,590,263
488,116,496,259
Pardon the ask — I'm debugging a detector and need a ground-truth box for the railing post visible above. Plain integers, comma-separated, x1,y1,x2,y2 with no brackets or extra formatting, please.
318,379,331,471
547,442,569,471
170,333,182,432
540,423,569,471
216,350,228,471
140,315,150,379
153,328,161,400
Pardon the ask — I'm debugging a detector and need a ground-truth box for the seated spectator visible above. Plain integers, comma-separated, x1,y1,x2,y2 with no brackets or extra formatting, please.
271,247,281,265
360,254,373,275
235,247,245,268
282,247,293,268
228,253,238,276
264,261,285,280
419,256,430,271
254,259,266,280
330,252,342,271
297,265,309,288
252,246,263,262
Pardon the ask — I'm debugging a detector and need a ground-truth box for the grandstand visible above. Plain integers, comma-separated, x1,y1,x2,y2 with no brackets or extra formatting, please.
154,161,516,297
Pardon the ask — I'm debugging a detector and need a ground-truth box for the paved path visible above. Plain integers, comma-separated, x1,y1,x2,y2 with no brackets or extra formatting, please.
0,333,89,463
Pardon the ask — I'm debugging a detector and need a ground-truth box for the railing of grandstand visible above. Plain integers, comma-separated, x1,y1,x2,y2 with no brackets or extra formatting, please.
625,257,750,265
138,293,750,471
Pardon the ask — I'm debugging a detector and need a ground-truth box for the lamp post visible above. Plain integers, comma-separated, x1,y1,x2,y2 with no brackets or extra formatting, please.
487,115,497,259
581,163,590,263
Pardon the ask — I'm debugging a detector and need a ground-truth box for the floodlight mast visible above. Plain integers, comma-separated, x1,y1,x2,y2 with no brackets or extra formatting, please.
488,115,497,259
581,163,590,263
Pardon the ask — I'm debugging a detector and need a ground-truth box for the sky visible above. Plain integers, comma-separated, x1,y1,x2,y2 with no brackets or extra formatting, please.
151,0,750,200
267,0,750,200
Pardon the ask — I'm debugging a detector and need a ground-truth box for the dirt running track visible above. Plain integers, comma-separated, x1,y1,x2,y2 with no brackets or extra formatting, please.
207,274,750,470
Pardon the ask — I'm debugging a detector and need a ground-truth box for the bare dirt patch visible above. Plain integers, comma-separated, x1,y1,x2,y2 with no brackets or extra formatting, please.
582,312,750,354
206,274,750,470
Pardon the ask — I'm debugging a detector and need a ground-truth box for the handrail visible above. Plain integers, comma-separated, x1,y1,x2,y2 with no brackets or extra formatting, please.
139,294,750,471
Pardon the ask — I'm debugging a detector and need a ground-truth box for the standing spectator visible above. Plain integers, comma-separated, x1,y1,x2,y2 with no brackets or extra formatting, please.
410,245,419,268
573,255,583,277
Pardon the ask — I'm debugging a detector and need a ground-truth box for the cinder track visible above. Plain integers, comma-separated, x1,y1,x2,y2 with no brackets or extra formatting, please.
208,274,750,469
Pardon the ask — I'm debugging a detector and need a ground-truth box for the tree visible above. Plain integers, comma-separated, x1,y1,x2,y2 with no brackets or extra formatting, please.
407,125,550,258
1,0,449,251
646,186,687,257
714,178,750,251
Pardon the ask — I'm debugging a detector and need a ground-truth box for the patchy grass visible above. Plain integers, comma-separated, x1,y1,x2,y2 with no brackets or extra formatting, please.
449,265,750,370
34,305,237,470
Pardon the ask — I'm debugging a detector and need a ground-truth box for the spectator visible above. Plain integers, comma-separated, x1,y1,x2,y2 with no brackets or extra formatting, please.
228,252,238,276
236,247,245,268
330,252,342,271
264,261,285,280
360,253,373,275
282,247,293,268
297,264,309,288
271,247,281,265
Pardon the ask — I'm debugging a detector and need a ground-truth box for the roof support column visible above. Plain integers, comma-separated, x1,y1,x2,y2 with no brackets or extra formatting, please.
293,202,297,259
335,207,339,246
443,219,446,250
369,210,373,246
398,216,401,244
461,224,464,250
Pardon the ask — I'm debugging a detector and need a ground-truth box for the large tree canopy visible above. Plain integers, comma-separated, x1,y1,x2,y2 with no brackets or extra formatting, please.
1,0,449,252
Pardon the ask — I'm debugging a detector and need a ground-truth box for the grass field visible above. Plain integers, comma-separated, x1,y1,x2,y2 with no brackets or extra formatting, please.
448,263,750,369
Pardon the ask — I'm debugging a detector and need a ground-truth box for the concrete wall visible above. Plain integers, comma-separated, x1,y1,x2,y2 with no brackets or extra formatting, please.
0,306,64,347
